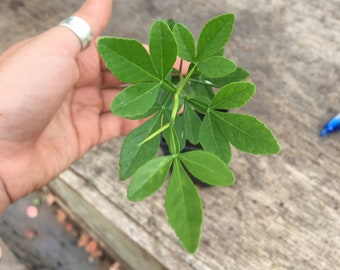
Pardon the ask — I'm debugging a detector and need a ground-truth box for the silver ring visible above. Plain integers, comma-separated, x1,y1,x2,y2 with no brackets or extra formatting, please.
59,16,93,50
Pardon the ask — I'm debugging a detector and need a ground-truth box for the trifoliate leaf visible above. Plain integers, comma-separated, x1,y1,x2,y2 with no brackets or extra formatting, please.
183,103,202,145
196,14,235,60
111,83,161,119
127,156,173,201
211,82,255,109
209,66,250,86
197,56,236,78
163,126,181,154
199,112,232,164
120,112,162,179
165,159,203,253
211,112,281,154
173,23,196,62
179,150,235,186
98,37,159,83
149,20,177,79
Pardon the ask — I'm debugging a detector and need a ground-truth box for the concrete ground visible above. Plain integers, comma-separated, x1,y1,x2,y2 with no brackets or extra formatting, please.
0,192,108,270
0,238,27,270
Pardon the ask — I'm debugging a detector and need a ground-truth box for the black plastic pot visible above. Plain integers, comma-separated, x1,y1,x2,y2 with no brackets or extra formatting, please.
160,138,211,187
160,110,229,187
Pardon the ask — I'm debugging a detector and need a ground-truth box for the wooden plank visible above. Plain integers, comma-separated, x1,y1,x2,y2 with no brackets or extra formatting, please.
49,133,339,270
1,0,340,269
48,168,174,270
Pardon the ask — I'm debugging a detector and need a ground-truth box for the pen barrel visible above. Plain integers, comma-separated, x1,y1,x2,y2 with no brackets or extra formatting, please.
320,113,340,137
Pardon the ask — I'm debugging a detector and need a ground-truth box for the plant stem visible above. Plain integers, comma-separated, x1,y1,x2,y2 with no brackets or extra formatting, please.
170,63,198,123
177,63,198,95
138,64,198,146
170,94,180,123
138,122,170,146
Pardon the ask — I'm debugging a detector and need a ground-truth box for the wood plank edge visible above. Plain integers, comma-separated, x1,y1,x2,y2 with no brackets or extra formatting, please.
47,177,168,270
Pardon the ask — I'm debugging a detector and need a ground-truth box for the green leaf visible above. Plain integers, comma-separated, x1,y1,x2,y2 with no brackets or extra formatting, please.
187,96,211,114
173,23,196,62
210,66,250,86
179,150,235,186
120,112,162,179
149,20,177,79
211,112,281,154
174,115,186,150
196,14,235,60
98,37,158,83
163,109,186,150
165,159,203,253
163,126,181,154
211,82,256,110
199,112,232,164
127,156,173,201
183,103,202,145
111,83,161,119
165,18,176,30
197,56,236,78
154,88,173,108
214,48,225,56
184,79,215,100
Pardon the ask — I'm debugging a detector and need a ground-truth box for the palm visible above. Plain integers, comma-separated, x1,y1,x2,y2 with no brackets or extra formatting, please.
0,31,140,202
0,0,127,212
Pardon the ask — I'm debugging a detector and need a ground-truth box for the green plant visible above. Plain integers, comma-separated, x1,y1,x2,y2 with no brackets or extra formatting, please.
97,14,280,253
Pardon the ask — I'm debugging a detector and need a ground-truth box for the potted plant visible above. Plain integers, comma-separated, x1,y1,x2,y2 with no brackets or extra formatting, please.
97,14,280,253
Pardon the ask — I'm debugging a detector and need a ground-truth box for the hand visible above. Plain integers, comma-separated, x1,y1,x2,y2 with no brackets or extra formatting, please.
0,0,141,213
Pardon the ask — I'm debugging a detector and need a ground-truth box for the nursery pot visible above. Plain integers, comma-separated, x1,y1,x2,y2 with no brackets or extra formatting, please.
160,109,229,187
160,138,211,187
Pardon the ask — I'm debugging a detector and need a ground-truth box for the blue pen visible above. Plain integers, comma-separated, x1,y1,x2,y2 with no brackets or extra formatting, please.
320,113,340,137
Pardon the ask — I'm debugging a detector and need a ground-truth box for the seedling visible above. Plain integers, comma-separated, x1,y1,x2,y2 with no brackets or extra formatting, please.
98,14,280,253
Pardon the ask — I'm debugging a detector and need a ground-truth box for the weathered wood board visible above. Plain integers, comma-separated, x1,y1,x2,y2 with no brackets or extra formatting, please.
1,0,340,269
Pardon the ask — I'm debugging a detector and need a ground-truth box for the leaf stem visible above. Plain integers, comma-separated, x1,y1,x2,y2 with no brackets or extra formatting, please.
170,94,180,123
138,64,198,146
177,63,198,95
138,122,170,146
170,63,198,123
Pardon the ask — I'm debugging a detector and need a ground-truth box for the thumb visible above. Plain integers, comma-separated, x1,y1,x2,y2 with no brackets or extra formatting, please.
52,0,112,55
74,0,113,37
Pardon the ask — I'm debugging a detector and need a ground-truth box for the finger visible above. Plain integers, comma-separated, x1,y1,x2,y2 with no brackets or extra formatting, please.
101,71,124,88
101,88,123,112
74,0,112,38
99,53,126,87
174,57,190,74
100,56,110,71
54,0,112,55
0,38,33,61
